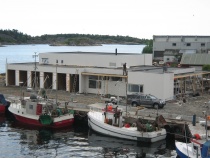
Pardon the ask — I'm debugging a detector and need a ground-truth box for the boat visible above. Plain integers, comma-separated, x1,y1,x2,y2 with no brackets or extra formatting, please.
0,93,10,115
8,53,74,129
175,138,210,158
8,94,74,129
88,129,177,157
175,106,210,157
87,103,167,143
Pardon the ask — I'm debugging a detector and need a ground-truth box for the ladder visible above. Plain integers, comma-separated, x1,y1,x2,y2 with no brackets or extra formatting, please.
72,69,79,94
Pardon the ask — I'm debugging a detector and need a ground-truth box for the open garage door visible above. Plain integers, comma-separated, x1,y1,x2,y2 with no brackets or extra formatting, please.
44,72,53,89
19,71,27,87
7,70,15,85
31,71,40,88
70,74,79,93
57,73,66,90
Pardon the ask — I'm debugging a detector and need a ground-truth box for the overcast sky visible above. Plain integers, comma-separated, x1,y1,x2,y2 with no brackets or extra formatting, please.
1,0,209,39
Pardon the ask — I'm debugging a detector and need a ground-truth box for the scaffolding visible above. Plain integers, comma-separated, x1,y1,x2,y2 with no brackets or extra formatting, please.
174,72,210,100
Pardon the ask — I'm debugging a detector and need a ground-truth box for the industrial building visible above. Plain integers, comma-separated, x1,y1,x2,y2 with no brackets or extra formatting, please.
6,51,210,101
153,35,210,62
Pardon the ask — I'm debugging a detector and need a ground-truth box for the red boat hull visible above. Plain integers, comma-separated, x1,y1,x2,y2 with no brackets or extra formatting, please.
14,114,74,129
0,105,6,114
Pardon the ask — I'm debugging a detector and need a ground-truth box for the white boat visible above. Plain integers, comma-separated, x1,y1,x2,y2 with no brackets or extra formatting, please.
175,138,210,158
87,129,174,157
8,94,74,129
87,104,167,143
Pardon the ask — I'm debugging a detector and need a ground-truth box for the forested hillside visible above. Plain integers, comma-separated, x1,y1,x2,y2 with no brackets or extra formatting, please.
0,29,150,46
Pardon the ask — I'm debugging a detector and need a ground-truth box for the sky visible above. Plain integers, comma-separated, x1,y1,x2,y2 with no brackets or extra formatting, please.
1,0,210,39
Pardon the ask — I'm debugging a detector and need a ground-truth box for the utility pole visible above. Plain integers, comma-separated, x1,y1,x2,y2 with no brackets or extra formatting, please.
32,52,38,93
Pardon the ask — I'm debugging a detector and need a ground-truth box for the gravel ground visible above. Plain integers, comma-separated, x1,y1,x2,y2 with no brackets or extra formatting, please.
1,74,210,118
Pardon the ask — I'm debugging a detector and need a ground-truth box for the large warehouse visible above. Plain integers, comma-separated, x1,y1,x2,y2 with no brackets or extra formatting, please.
153,35,210,60
6,51,209,101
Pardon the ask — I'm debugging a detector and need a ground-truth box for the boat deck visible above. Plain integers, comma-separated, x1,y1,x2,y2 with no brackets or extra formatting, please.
188,123,210,138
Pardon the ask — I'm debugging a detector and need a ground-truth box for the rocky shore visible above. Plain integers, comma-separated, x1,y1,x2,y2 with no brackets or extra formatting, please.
0,74,210,118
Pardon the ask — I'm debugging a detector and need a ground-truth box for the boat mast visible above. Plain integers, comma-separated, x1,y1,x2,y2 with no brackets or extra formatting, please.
205,102,209,141
126,72,128,117
33,52,38,93
56,60,58,105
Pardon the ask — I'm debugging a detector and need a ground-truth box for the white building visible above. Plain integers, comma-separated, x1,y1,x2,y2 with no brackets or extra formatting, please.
6,51,205,101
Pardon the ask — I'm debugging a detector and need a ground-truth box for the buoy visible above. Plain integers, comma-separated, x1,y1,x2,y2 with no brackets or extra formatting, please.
107,105,113,111
124,123,130,128
194,133,201,140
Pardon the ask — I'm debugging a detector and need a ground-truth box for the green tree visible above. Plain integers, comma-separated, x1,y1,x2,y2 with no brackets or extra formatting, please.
202,65,210,71
142,39,153,54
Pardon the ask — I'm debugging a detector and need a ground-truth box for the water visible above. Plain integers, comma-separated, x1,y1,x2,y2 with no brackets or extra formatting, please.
0,114,177,158
0,44,145,73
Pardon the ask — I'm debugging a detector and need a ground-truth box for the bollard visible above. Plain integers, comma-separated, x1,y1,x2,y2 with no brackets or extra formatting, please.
192,114,196,126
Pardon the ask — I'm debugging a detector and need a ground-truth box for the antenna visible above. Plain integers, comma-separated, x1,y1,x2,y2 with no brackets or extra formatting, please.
32,52,38,93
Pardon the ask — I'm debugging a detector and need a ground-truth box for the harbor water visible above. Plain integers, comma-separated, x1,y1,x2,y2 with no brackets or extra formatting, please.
0,114,176,158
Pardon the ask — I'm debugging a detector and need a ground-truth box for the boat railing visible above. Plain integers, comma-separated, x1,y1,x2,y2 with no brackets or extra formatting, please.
10,99,22,109
89,107,102,112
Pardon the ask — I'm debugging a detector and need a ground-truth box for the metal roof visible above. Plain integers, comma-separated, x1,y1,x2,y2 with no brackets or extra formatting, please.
180,54,210,65
174,71,210,79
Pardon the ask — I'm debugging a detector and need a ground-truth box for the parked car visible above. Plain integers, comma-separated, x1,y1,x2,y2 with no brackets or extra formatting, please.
127,94,165,109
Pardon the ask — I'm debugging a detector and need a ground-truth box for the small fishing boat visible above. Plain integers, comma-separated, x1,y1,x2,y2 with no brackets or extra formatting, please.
175,138,210,158
87,104,167,143
0,94,10,115
8,94,74,129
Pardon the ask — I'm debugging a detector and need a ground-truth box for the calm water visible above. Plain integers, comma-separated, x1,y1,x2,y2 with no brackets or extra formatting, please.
0,114,177,158
0,44,145,73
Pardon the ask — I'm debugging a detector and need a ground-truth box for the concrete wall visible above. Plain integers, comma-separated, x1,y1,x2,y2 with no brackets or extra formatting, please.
129,71,174,100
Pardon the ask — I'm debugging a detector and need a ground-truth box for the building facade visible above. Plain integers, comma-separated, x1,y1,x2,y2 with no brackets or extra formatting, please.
6,51,207,101
153,35,210,61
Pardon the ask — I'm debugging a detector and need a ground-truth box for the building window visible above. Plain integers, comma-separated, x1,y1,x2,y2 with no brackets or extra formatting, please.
186,43,191,46
89,76,101,89
167,58,170,61
111,77,122,81
61,60,64,63
42,58,49,64
101,76,109,80
201,43,205,47
172,43,176,46
56,60,58,64
128,84,143,93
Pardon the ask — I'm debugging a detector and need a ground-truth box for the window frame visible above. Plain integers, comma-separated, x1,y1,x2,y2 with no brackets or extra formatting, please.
128,84,144,93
